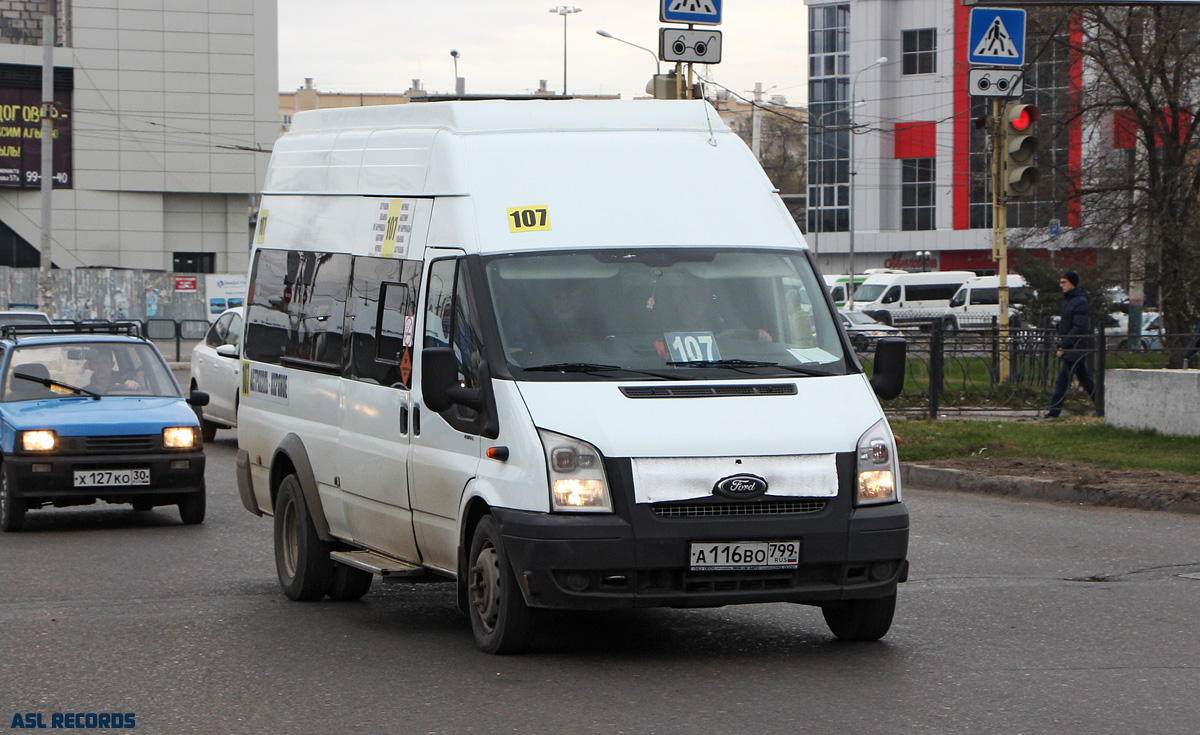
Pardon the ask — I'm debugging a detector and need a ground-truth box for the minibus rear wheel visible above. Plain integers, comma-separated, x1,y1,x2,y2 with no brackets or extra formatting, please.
468,515,535,654
274,475,334,601
821,593,896,641
328,563,373,601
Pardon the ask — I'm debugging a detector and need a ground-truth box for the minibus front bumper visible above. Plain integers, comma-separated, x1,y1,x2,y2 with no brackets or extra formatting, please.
492,496,909,611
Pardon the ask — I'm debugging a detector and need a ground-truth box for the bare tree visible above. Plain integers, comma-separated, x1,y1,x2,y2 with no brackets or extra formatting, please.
1052,6,1200,364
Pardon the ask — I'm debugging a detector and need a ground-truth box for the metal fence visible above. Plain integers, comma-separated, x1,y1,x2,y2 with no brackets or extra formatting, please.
865,321,1199,419
50,317,210,363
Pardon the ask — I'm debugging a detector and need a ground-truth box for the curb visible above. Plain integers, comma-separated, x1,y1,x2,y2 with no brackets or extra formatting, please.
900,463,1200,515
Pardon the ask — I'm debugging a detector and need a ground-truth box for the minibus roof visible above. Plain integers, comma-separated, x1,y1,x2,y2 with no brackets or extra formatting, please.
264,100,808,255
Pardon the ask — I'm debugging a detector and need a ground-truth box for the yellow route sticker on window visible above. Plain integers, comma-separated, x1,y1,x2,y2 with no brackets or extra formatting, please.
507,206,551,233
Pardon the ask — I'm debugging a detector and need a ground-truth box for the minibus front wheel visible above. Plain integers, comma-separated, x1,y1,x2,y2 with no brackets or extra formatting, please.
468,515,536,654
821,593,896,641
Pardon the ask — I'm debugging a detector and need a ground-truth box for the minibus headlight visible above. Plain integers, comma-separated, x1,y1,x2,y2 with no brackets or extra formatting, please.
538,429,612,513
856,419,899,505
21,430,57,452
163,426,198,449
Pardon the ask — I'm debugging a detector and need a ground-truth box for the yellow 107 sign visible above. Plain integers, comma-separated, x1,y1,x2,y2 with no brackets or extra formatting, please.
507,206,551,233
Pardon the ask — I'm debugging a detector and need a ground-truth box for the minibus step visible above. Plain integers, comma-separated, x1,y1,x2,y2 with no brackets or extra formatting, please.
331,550,426,579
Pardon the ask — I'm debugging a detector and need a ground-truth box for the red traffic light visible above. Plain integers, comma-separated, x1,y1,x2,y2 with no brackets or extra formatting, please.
1003,104,1041,132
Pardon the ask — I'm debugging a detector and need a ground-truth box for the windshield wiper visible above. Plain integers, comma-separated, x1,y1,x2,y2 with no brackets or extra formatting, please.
666,358,836,377
774,364,836,377
666,358,778,371
13,371,101,400
522,362,686,380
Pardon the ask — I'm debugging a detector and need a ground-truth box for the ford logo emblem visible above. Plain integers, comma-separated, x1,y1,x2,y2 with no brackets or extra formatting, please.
713,474,768,499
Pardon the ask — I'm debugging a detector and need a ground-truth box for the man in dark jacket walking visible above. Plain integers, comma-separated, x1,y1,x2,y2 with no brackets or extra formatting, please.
1045,270,1096,418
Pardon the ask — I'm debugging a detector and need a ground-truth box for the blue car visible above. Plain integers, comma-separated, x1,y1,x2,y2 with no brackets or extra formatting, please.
0,324,208,532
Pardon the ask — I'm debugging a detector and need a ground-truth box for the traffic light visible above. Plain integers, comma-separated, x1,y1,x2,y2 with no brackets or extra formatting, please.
645,70,703,99
1002,104,1041,197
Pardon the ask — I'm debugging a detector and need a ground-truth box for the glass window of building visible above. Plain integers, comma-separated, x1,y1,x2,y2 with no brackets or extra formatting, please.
901,158,936,231
902,29,937,75
807,3,851,234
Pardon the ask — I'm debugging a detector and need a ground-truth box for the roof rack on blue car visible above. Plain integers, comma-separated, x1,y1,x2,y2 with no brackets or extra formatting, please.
0,322,145,340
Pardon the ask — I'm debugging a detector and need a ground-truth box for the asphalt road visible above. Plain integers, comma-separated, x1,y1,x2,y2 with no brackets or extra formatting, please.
2,435,1198,735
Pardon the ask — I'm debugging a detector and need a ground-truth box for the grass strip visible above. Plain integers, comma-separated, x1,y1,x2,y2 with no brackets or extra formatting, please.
892,417,1200,475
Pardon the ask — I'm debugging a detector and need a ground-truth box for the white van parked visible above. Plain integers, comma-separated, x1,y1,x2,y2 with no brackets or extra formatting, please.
848,270,976,327
236,100,909,653
944,275,1034,330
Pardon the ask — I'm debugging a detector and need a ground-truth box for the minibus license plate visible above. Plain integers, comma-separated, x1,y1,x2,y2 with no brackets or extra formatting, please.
689,541,800,571
73,469,151,487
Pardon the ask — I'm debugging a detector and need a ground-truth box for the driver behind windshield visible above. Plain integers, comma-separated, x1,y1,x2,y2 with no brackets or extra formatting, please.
84,347,142,393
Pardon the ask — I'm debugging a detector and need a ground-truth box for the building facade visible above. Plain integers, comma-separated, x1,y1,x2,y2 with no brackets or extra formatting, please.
804,0,1090,277
0,0,278,275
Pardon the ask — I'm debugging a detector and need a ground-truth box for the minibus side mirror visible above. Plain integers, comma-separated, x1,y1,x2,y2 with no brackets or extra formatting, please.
869,338,906,401
421,347,484,413
188,390,210,407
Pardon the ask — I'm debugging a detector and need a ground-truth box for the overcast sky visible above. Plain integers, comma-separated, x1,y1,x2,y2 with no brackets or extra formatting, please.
278,0,809,105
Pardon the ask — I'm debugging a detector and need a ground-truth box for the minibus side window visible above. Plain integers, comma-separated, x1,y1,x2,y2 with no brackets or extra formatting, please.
424,257,487,431
345,256,422,387
949,288,967,307
244,249,351,371
882,286,901,304
970,287,999,306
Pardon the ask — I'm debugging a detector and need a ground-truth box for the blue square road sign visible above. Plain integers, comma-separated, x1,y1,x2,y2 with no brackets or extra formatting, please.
661,0,722,26
968,8,1026,67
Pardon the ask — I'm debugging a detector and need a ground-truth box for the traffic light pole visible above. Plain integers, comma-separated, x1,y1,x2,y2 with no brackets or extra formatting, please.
991,98,1012,382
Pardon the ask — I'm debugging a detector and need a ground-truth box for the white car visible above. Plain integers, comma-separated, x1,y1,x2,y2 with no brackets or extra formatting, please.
839,310,902,350
190,307,242,441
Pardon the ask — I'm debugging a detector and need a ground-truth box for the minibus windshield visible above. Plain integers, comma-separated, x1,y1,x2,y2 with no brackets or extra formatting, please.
483,248,850,380
853,283,888,303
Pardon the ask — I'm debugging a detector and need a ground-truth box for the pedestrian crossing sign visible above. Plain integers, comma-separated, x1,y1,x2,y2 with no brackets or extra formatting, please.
968,8,1026,67
661,0,722,26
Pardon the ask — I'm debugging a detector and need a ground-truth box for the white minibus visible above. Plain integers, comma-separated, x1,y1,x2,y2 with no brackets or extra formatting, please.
944,274,1035,330
848,270,976,326
235,100,909,653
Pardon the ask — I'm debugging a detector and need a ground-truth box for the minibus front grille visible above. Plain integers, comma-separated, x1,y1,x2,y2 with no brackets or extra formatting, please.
650,499,827,518
620,384,797,399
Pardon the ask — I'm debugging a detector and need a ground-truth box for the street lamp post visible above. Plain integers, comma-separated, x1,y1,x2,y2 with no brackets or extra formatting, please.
847,56,887,308
550,6,582,95
595,29,660,76
450,49,462,96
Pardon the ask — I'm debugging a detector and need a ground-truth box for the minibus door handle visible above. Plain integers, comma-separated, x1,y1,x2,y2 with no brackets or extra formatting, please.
399,406,409,434
412,404,421,436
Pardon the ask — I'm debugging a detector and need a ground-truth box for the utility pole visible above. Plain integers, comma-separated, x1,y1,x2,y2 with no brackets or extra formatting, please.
750,82,763,160
991,97,1011,382
38,0,56,317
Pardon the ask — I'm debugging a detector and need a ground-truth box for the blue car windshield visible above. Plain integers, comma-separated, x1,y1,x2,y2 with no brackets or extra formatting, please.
3,342,179,401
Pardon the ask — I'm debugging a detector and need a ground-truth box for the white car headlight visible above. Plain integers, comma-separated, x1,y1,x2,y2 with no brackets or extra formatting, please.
21,430,57,452
856,418,899,505
538,429,612,513
163,426,198,449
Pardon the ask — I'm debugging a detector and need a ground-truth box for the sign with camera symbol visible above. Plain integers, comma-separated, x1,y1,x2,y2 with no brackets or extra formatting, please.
659,28,722,64
968,68,1024,98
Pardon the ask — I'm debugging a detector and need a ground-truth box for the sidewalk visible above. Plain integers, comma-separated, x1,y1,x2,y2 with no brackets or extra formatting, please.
901,463,1200,515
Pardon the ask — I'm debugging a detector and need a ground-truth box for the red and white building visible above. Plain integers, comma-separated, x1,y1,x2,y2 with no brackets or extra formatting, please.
804,0,1096,275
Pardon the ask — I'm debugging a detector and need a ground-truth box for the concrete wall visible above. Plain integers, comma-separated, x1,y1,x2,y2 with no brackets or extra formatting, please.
1105,369,1200,437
